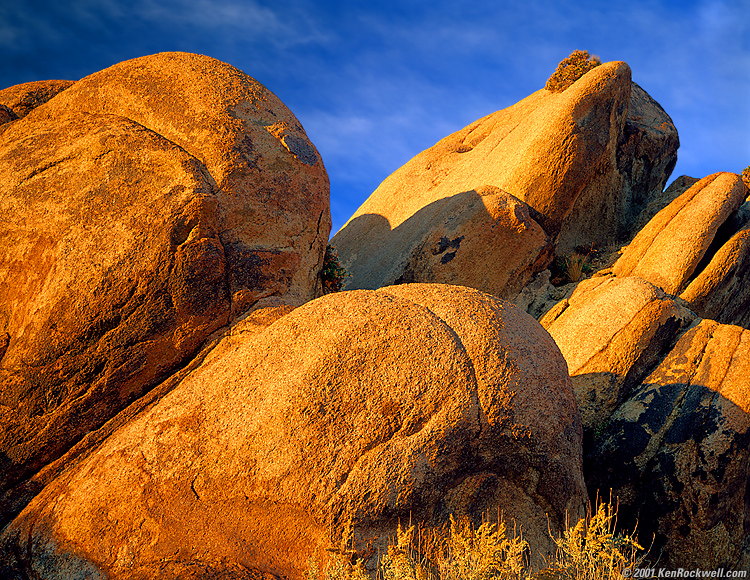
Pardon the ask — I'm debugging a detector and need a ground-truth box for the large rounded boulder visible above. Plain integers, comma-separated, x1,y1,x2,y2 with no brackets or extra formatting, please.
1,284,586,579
0,52,330,498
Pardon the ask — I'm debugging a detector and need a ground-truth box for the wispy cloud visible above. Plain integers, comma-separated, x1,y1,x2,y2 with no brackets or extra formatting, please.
0,0,331,54
1,0,747,231
132,0,332,48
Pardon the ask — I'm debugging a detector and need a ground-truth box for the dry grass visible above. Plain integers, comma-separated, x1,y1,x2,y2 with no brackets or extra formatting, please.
565,253,586,283
550,498,645,580
307,499,646,580
376,515,528,580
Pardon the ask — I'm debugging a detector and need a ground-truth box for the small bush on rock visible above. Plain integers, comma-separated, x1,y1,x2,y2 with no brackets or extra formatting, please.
322,244,349,293
545,51,602,93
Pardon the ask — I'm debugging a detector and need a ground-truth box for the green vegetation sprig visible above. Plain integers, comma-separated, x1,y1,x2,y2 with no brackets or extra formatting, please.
545,51,602,93
322,244,350,293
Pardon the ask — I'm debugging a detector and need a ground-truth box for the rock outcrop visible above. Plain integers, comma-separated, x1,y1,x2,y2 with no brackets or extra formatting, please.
587,319,750,570
541,276,695,429
630,174,700,234
0,52,330,499
613,172,747,295
679,198,750,327
0,284,586,579
540,270,750,569
0,79,75,118
333,59,678,295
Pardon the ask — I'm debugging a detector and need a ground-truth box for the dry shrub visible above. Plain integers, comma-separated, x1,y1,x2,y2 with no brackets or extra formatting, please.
545,51,602,93
550,498,646,580
307,498,648,580
565,253,586,283
551,253,591,285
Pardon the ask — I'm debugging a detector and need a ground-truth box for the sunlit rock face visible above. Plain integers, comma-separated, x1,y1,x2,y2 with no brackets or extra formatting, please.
587,320,750,571
332,60,679,296
0,284,586,579
0,52,330,501
541,276,696,430
613,172,747,294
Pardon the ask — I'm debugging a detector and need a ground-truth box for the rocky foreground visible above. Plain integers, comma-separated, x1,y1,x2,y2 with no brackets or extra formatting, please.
0,52,748,578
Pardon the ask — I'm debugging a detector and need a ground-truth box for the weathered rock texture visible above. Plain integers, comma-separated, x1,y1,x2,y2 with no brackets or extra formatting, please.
0,79,75,118
333,60,678,294
0,284,586,579
0,52,330,498
333,186,553,299
0,104,17,125
541,276,695,429
587,320,750,570
630,174,700,234
613,172,747,295
679,198,750,327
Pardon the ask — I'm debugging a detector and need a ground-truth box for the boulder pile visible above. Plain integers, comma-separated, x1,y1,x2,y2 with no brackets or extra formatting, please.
541,171,750,569
1,51,748,577
331,61,679,297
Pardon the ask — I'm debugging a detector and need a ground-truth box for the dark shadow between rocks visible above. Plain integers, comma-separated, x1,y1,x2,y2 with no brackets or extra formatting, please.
583,379,750,569
331,187,553,300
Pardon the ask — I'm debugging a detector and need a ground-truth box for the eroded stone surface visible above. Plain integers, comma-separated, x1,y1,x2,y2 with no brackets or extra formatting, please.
680,203,750,328
587,320,750,570
0,52,330,499
1,284,586,579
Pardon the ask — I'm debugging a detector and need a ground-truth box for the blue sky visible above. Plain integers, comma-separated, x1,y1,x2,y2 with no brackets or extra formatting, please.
2,0,748,235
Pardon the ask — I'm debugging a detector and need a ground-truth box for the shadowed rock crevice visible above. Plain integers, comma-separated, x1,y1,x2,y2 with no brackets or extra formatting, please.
610,171,750,329
336,187,554,300
682,199,750,288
